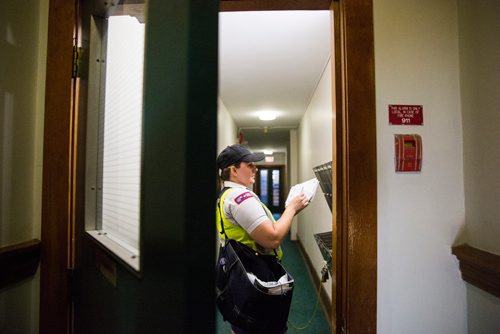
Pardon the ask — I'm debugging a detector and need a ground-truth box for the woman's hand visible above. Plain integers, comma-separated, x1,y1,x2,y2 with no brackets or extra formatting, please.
288,193,309,215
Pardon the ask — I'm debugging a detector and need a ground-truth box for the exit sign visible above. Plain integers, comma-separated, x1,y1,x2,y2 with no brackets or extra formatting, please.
389,105,423,125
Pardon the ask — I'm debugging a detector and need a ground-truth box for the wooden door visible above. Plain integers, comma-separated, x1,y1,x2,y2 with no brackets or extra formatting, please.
41,0,219,333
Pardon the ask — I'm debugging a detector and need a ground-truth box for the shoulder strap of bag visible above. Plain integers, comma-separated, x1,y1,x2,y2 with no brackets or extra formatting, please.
217,187,230,239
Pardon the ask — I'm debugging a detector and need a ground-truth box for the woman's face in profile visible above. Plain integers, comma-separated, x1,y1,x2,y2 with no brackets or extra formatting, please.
232,162,257,187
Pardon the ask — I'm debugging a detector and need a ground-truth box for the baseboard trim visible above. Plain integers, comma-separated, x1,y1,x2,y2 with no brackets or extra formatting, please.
295,237,333,327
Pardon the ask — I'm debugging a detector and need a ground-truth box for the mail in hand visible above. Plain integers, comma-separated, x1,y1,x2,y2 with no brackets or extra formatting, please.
285,178,319,207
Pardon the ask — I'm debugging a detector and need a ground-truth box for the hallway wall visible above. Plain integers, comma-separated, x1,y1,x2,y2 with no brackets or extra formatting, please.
217,97,237,152
458,0,500,332
374,0,467,333
297,60,333,299
0,0,48,333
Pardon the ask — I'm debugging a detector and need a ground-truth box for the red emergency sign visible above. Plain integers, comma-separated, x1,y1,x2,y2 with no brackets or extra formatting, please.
389,105,423,125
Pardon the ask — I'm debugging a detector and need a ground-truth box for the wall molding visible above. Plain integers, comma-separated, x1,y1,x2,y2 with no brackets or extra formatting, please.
452,244,500,299
296,237,333,328
0,239,41,289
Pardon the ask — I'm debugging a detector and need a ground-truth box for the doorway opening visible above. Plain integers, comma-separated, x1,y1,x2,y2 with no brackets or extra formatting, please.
255,166,285,218
217,8,334,333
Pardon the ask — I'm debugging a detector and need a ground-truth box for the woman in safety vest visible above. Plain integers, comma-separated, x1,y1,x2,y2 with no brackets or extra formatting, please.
216,144,309,334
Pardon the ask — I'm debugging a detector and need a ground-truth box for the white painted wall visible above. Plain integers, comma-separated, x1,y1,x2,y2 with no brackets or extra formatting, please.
217,97,237,152
458,0,500,332
374,0,467,333
297,60,333,299
0,0,48,332
289,129,299,240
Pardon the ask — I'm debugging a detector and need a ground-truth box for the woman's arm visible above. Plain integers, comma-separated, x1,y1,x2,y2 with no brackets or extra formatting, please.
250,193,309,249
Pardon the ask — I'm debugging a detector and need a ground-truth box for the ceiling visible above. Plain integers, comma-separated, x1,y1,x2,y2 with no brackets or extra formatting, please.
218,10,331,152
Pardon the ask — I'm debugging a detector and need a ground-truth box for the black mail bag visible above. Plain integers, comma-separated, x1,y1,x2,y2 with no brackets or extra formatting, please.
215,238,294,334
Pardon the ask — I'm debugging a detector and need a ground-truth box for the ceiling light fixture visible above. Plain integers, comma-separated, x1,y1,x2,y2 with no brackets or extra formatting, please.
258,112,277,121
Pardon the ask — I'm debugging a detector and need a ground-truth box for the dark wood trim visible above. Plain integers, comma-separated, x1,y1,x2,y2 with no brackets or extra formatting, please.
0,239,41,289
330,2,343,332
452,244,500,299
220,0,331,11
296,238,333,327
336,0,377,333
40,0,77,333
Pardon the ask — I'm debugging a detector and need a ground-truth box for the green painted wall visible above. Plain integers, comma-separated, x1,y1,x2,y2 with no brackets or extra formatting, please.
0,0,48,332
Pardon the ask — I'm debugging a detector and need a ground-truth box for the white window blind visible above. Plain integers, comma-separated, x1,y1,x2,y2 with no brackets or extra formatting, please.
99,16,145,254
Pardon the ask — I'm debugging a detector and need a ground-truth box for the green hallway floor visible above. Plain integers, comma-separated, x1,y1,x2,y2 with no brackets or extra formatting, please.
216,237,331,333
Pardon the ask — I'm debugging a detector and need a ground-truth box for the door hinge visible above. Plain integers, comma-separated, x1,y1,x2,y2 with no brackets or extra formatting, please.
72,46,82,78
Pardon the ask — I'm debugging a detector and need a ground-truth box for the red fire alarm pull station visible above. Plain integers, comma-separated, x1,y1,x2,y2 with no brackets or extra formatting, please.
395,134,422,172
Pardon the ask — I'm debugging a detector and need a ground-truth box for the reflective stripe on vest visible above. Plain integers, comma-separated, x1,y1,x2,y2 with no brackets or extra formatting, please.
217,188,283,260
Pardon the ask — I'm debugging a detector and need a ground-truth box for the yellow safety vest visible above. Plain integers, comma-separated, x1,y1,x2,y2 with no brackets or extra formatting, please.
217,188,283,260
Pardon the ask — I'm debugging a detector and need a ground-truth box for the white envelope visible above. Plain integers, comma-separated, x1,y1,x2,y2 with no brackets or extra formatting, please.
285,178,319,207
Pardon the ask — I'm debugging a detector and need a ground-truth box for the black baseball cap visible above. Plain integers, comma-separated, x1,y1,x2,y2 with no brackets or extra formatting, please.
216,145,265,169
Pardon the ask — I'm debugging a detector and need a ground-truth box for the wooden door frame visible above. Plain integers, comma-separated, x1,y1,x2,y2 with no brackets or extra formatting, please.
40,0,376,333
40,0,78,332
221,1,377,333
332,1,377,332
